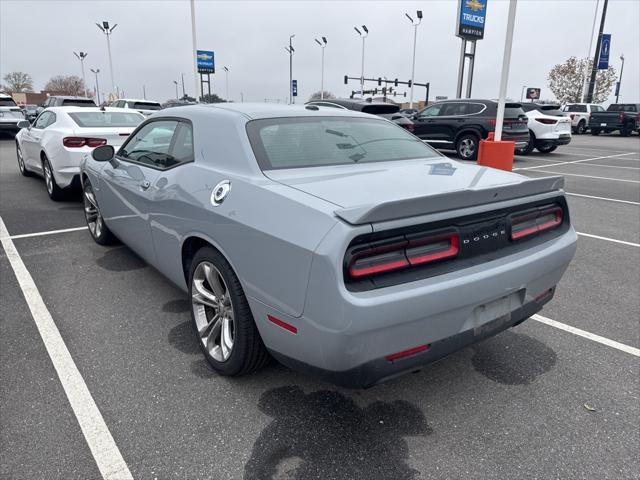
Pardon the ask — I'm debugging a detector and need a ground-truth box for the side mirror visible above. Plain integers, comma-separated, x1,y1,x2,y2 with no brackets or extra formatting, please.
17,120,30,129
92,145,115,162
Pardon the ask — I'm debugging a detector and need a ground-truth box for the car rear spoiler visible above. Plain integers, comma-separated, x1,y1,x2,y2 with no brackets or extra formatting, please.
334,175,565,225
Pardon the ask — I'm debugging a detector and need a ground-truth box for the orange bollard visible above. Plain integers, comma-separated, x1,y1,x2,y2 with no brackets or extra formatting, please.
477,132,515,172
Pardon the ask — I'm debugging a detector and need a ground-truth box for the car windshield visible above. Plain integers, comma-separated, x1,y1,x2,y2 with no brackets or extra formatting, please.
62,99,96,107
606,104,637,112
0,98,17,106
68,111,144,127
132,102,162,110
247,116,439,170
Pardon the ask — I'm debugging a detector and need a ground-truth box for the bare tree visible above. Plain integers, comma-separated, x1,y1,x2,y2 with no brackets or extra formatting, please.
44,75,86,96
548,56,617,104
308,90,336,101
1,71,34,93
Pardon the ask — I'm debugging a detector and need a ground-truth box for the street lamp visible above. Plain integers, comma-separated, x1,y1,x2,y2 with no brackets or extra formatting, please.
73,51,88,96
405,11,422,109
285,34,295,104
181,73,186,98
95,21,118,99
314,37,327,99
616,54,625,103
223,66,230,102
90,68,101,105
354,25,368,98
173,80,179,100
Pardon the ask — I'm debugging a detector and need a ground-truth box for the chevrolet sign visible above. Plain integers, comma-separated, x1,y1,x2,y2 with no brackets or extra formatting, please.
456,0,487,40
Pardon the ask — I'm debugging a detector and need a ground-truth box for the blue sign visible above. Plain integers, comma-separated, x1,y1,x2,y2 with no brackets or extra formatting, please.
597,34,611,70
292,79,298,97
456,0,487,40
196,50,215,74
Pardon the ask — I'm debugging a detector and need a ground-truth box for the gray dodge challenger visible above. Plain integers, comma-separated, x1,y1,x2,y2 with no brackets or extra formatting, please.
81,103,577,388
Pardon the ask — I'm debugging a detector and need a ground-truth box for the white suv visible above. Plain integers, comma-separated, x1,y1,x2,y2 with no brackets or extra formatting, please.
517,104,572,155
561,103,605,134
111,98,162,116
0,93,25,137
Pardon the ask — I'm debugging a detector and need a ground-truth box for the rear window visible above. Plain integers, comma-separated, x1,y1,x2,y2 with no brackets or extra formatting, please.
607,104,637,112
0,98,17,107
132,102,162,110
62,99,97,107
361,104,400,115
68,111,144,128
565,104,587,113
0,110,24,120
247,116,439,170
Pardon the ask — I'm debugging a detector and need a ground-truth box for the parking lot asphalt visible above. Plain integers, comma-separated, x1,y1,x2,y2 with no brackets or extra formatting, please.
1,133,639,480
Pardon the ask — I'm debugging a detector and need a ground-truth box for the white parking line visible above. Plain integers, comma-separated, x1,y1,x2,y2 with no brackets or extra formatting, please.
532,314,640,357
514,152,636,171
0,217,133,480
2,226,88,240
525,170,640,184
577,232,640,247
574,163,640,170
566,192,640,205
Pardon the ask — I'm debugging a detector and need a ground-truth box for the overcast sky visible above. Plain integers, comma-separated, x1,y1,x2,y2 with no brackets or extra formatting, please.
1,0,639,104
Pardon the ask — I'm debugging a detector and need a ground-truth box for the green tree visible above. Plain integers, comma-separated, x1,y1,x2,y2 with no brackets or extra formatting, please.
1,71,34,93
547,56,617,104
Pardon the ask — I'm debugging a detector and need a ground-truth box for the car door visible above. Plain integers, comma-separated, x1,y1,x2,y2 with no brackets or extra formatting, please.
438,102,469,142
21,111,53,171
412,103,444,140
98,119,180,264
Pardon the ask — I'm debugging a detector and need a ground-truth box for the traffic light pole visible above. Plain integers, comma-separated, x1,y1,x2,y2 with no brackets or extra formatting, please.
585,0,608,104
344,75,430,105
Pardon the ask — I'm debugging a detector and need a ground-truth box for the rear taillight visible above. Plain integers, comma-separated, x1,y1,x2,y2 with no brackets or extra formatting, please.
63,137,107,148
534,118,558,125
347,231,458,278
509,206,563,241
570,114,575,120
618,112,625,123
402,123,415,133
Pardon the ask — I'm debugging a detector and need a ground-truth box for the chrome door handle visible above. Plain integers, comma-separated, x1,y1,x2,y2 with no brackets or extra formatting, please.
140,180,151,190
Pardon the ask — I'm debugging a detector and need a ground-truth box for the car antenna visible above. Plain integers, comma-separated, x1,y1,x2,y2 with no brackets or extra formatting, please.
100,103,106,112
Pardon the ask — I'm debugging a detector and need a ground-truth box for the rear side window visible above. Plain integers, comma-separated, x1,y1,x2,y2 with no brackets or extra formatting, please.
247,116,440,170
132,102,162,110
440,103,468,116
565,104,587,113
61,99,96,107
68,111,144,127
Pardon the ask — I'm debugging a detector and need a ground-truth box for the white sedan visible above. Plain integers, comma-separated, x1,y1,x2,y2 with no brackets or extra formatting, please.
15,107,144,200
516,104,572,155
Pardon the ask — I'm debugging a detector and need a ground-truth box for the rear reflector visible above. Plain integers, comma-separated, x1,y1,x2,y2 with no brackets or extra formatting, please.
63,137,107,148
267,315,297,334
385,344,430,361
510,206,563,240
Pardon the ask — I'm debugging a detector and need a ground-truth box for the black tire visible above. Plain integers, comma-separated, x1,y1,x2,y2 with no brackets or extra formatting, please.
515,131,536,155
82,180,116,245
455,133,479,160
536,145,557,154
591,128,601,136
620,124,632,137
16,142,32,177
576,120,587,135
42,155,64,201
188,246,270,377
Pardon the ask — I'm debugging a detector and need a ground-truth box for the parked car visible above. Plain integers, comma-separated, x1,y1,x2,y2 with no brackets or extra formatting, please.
398,108,419,116
561,103,604,134
162,99,197,109
588,103,639,136
0,93,25,137
111,98,163,116
24,104,39,123
411,99,529,160
15,107,144,200
37,96,97,115
516,103,572,155
305,98,415,132
80,103,577,388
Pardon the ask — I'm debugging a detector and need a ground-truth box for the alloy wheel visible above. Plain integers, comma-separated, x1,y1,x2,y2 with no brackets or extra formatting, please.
43,160,53,194
83,184,103,238
191,262,235,362
459,138,476,159
16,145,25,173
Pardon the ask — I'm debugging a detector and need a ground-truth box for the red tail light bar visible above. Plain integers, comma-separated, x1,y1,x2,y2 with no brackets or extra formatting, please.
63,137,107,148
509,205,563,240
534,118,558,125
347,231,459,278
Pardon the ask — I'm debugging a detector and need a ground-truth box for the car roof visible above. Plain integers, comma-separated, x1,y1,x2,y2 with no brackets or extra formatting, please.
47,106,144,115
118,98,162,103
49,96,93,100
167,102,371,120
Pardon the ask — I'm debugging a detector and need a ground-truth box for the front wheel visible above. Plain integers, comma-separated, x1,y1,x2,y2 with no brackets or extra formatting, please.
189,247,269,377
455,134,479,160
83,181,116,245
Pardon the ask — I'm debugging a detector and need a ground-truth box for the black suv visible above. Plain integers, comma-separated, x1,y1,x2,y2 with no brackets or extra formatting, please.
411,99,529,160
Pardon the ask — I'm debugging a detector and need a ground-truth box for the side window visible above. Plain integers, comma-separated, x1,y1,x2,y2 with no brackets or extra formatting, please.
44,112,57,128
33,112,52,129
466,103,485,115
418,104,442,118
118,120,180,169
441,103,468,116
169,123,194,165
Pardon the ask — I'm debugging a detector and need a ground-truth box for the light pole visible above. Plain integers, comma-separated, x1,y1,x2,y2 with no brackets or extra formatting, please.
285,34,295,104
223,66,230,102
354,25,368,98
616,54,624,103
173,80,179,99
90,68,101,105
181,73,186,98
314,37,327,99
586,0,609,103
405,11,422,109
73,52,88,96
190,0,199,103
581,0,600,102
95,21,118,99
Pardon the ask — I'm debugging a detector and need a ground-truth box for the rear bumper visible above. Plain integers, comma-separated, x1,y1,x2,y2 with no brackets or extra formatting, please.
500,131,529,149
0,123,21,135
537,134,571,148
